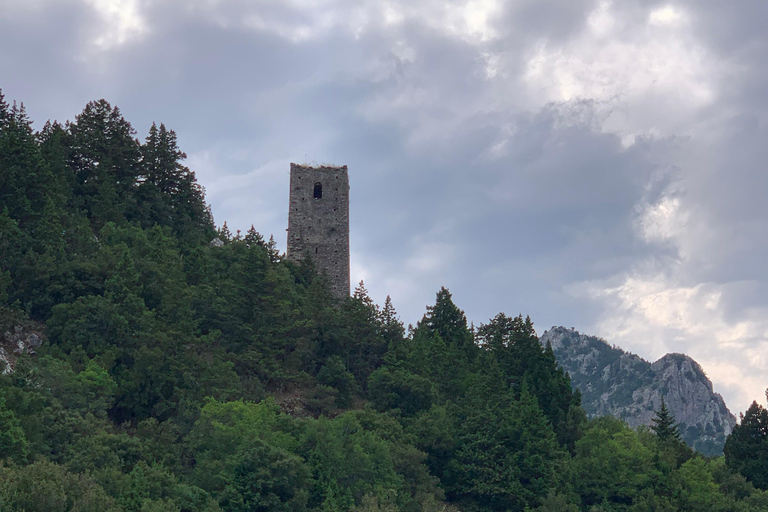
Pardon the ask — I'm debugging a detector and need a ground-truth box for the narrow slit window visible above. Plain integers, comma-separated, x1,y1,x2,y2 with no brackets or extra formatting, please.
314,182,322,199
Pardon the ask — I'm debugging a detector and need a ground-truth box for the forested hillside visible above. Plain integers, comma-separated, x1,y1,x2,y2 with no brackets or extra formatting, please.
1,89,768,511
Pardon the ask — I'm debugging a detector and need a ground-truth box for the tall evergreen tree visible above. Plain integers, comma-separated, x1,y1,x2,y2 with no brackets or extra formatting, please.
476,313,584,450
341,281,388,387
651,397,681,442
724,393,768,489
0,101,51,228
67,99,141,228
0,88,9,128
415,287,475,357
138,122,213,242
379,295,405,348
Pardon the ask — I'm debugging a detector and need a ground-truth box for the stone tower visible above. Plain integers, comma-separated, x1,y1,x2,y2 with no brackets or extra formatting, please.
287,163,350,298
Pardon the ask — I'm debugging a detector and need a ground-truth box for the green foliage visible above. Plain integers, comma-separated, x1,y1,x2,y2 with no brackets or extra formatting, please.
218,440,313,512
477,313,585,451
725,393,768,490
571,417,658,509
317,356,357,408
1,87,764,512
0,394,28,462
0,459,119,512
368,366,435,416
533,489,579,512
300,413,403,508
651,398,681,442
187,398,298,492
414,287,475,360
447,383,564,511
676,458,731,511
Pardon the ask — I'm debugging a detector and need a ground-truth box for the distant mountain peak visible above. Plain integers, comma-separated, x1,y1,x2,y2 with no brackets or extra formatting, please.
540,326,736,455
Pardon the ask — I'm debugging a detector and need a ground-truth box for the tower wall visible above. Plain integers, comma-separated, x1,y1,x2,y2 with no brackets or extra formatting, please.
287,163,350,298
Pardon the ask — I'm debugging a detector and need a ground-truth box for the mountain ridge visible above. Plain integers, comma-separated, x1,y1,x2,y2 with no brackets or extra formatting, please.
540,326,737,455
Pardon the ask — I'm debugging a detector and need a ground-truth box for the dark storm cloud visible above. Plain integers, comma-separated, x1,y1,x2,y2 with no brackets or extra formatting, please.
0,0,676,323
0,1,105,125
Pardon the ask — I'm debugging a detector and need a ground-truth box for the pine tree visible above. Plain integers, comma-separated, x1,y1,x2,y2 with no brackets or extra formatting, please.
651,397,681,441
68,99,141,227
476,313,583,450
0,88,9,128
218,221,232,241
724,392,768,489
244,225,265,247
265,234,281,262
379,295,405,347
416,287,475,355
0,101,51,228
37,120,75,211
353,280,376,311
138,122,213,243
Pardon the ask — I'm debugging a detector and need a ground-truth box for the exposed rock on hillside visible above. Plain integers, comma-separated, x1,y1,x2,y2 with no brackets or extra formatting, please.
1,324,43,373
540,326,737,455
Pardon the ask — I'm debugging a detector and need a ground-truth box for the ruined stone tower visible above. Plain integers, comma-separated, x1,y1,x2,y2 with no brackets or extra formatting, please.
286,163,350,298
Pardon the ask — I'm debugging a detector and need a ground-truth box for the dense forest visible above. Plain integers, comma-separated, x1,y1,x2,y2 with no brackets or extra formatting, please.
1,89,768,511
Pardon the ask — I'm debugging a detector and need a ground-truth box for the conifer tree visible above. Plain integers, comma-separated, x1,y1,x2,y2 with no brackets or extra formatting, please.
724,392,768,489
265,234,281,262
0,88,9,128
138,122,213,243
476,313,583,450
37,120,75,211
0,101,51,228
68,99,141,227
244,225,265,247
651,397,681,441
218,221,232,241
379,295,405,347
415,287,475,356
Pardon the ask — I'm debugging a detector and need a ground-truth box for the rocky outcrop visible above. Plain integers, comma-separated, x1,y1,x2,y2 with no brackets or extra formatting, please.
540,326,737,455
1,324,43,373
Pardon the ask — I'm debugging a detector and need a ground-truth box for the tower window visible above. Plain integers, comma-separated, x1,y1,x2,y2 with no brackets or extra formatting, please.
314,182,322,199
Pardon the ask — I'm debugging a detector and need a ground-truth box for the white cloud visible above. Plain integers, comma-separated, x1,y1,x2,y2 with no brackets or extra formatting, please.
575,271,768,414
522,1,715,139
637,196,687,245
648,5,688,28
406,241,456,274
86,0,146,48
587,1,616,38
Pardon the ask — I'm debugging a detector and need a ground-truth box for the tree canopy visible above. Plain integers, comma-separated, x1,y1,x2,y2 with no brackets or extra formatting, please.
0,88,766,511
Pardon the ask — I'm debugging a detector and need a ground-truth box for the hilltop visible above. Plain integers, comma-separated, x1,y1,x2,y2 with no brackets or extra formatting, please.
541,326,736,455
2,89,768,511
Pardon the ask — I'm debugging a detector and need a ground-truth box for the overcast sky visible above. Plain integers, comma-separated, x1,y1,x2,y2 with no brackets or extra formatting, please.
2,0,767,414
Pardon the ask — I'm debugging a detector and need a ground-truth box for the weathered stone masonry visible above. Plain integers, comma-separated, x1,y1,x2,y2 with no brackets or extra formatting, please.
286,163,350,298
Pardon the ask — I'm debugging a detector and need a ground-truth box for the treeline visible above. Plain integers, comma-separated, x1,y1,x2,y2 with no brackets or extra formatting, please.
0,89,767,511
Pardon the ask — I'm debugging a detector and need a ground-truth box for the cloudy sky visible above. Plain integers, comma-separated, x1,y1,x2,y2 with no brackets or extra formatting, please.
2,0,767,414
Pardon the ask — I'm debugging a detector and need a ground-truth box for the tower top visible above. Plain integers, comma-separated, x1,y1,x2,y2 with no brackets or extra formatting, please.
291,163,348,170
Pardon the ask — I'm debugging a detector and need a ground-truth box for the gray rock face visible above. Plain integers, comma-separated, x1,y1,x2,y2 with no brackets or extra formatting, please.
540,326,737,455
0,324,43,373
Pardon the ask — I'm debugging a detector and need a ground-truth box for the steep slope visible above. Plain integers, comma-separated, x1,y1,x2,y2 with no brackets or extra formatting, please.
540,326,737,455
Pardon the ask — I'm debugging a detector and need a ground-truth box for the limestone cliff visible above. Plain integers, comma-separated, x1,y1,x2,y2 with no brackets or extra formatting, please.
540,326,737,455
